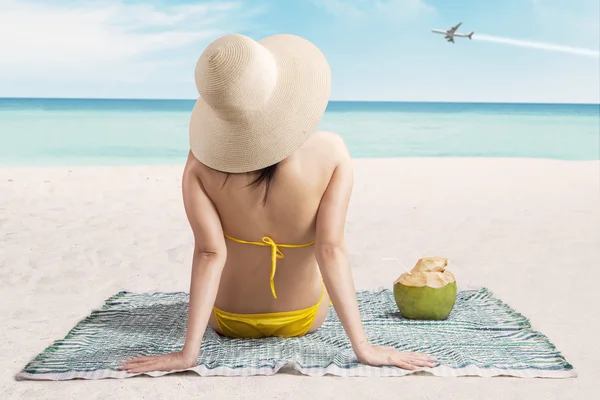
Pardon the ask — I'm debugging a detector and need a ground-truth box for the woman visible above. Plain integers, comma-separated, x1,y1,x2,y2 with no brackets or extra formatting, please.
120,33,436,374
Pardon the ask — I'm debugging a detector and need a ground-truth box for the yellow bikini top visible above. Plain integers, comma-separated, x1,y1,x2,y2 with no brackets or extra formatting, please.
224,234,315,299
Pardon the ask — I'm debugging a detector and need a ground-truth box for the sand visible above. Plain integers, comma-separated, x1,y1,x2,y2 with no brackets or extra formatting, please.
1,158,599,399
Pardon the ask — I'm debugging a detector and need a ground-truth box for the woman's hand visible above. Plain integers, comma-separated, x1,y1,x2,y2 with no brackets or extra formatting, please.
356,345,438,370
118,351,197,374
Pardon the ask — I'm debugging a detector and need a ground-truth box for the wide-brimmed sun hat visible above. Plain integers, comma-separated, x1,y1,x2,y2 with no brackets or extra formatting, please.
189,33,331,173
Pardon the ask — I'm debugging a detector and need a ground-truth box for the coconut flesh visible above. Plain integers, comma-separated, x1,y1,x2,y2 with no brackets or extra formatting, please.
393,257,457,320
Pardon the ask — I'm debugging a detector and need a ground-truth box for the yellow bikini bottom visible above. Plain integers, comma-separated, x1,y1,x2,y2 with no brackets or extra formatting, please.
213,285,326,338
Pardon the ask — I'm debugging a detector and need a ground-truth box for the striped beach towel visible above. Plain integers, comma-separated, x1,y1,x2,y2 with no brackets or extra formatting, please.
16,288,575,380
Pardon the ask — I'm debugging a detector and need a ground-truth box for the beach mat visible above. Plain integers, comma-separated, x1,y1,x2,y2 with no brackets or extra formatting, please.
16,288,576,380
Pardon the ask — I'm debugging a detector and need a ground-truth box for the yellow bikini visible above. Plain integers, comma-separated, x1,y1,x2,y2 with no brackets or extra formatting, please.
213,234,327,339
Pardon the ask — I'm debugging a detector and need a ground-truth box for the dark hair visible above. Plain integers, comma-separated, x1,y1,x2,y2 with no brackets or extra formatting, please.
222,163,279,206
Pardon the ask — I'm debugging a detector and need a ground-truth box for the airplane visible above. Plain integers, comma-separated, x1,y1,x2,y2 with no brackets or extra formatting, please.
431,22,474,43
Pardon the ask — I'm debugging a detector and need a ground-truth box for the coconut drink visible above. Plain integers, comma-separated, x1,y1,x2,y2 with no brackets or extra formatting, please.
393,257,457,320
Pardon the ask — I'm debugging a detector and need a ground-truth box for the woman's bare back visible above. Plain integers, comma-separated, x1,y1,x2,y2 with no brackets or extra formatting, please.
187,131,343,316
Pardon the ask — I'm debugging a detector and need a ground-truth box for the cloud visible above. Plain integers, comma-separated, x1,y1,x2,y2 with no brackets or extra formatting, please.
0,0,255,72
313,0,434,19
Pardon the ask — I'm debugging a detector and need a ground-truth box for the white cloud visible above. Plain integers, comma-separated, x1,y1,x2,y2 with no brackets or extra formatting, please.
0,0,254,73
313,0,434,19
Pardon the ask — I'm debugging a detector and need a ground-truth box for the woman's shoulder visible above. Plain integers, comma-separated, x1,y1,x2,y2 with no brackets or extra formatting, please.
183,150,204,176
276,131,349,181
300,131,350,160
310,130,346,146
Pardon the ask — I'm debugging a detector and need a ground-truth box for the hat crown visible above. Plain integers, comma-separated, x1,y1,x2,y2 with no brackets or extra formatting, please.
195,34,277,121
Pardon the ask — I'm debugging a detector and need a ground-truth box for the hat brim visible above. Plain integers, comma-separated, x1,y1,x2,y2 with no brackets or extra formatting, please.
189,34,331,173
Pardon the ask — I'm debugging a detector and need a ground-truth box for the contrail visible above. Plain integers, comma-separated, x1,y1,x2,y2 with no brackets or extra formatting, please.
472,34,599,58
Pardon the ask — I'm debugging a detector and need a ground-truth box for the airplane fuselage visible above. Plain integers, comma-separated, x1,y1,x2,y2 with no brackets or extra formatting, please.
432,23,473,43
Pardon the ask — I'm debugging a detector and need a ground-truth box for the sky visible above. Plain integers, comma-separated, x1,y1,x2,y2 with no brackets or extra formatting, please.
0,0,598,103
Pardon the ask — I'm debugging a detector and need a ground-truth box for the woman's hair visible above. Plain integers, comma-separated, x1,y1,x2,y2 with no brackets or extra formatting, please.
222,163,279,206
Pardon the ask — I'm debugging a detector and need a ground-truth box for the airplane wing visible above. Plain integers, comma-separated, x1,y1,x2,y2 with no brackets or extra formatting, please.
449,22,462,33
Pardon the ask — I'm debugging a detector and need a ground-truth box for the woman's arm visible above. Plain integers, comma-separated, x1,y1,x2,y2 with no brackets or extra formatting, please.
179,158,227,363
120,156,227,373
314,135,370,355
315,136,436,370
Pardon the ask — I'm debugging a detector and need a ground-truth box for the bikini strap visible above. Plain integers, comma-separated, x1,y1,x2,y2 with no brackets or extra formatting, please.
224,234,315,299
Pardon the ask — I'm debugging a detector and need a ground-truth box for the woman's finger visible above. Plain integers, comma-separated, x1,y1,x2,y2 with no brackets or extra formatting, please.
131,359,159,367
384,349,437,362
126,366,150,373
126,361,159,373
400,352,426,358
400,351,436,361
122,355,159,365
393,359,417,370
124,360,159,372
124,358,163,367
407,358,436,368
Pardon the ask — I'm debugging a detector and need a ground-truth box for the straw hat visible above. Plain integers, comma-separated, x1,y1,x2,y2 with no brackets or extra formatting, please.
189,33,331,173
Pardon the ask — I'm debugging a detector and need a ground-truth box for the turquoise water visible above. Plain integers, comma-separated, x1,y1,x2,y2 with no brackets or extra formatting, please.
0,98,598,166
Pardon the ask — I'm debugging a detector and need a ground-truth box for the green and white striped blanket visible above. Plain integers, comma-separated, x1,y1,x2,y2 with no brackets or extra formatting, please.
17,288,575,380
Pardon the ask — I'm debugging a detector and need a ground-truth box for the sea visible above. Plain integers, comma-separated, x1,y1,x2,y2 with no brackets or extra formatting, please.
0,98,598,166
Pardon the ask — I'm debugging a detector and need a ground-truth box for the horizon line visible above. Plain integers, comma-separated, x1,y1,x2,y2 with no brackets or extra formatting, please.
1,97,599,106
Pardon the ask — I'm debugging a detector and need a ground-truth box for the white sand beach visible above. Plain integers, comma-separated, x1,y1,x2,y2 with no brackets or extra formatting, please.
1,158,599,399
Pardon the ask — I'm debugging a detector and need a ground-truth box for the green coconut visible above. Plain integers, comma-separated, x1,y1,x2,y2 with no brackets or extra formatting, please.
393,257,457,320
